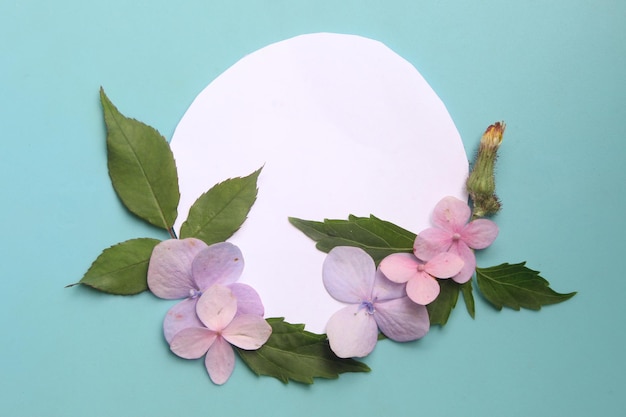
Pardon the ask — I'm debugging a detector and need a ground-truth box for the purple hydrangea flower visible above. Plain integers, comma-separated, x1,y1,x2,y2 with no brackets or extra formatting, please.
322,246,430,358
147,238,264,342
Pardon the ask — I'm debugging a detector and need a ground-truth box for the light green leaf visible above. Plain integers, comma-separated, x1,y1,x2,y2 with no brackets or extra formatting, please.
236,318,370,384
179,168,261,245
100,88,179,230
288,215,415,265
71,238,160,295
476,262,576,310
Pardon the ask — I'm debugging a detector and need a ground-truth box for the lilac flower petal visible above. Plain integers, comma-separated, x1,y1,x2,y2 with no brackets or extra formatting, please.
195,285,237,331
424,252,464,279
374,296,430,342
147,238,208,299
449,241,476,284
406,273,440,305
462,218,499,249
228,283,265,317
205,336,236,385
431,196,470,231
222,314,272,350
170,327,217,359
371,268,407,302
326,304,378,358
191,242,244,291
413,227,453,261
379,253,419,284
163,298,203,344
323,246,376,303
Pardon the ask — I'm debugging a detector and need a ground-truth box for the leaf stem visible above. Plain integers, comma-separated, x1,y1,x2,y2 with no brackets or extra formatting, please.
169,227,178,239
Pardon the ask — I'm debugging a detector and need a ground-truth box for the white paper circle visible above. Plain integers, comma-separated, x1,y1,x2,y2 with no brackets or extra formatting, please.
171,33,468,333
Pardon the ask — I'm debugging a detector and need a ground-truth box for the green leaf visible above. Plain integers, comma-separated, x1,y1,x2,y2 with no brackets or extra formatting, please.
460,280,476,319
476,262,576,310
426,279,461,326
72,238,160,295
179,168,261,245
288,215,415,265
100,88,180,230
236,318,370,384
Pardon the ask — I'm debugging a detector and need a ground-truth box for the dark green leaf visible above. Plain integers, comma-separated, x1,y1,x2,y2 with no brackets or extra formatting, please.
476,262,576,310
179,168,261,245
236,318,370,384
461,280,475,319
100,88,180,230
288,215,415,265
426,279,461,325
72,238,160,295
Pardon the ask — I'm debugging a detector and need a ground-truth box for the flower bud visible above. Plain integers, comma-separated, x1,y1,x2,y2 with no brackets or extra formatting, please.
466,122,505,217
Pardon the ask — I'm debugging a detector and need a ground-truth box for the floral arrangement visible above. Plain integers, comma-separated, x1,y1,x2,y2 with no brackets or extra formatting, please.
69,88,575,385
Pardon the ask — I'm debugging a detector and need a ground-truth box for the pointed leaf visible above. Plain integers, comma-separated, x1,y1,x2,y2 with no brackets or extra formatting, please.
180,168,261,245
460,280,475,319
100,88,180,230
73,238,160,295
476,262,576,310
236,318,370,384
426,279,461,326
289,215,415,265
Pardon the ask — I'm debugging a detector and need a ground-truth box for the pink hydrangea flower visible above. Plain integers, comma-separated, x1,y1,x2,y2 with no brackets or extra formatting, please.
147,238,264,342
379,252,464,305
169,284,272,385
414,196,499,284
323,246,430,358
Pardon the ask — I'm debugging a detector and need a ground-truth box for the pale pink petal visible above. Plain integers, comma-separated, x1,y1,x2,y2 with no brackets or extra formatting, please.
449,241,476,284
374,297,430,342
406,273,440,305
379,253,419,284
371,269,406,301
326,304,378,358
163,298,203,344
204,337,235,385
195,285,237,331
222,314,272,350
431,196,471,232
191,242,244,291
413,227,454,261
424,252,464,279
323,246,376,303
462,219,499,249
169,327,217,359
228,283,265,317
147,238,208,299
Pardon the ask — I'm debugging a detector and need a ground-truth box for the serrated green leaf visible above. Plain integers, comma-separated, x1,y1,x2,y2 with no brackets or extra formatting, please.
460,280,476,319
288,215,415,265
100,88,180,230
179,168,261,245
426,279,461,325
236,318,370,384
72,238,160,295
476,262,576,311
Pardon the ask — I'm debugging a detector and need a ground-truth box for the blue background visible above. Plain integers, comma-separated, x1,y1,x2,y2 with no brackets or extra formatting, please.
1,1,624,416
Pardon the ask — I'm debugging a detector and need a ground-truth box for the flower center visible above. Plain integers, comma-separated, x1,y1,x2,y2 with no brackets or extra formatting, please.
359,300,376,315
452,232,461,241
417,264,426,272
189,289,203,298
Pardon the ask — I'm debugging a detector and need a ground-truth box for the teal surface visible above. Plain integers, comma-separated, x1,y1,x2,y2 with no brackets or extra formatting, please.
1,1,624,416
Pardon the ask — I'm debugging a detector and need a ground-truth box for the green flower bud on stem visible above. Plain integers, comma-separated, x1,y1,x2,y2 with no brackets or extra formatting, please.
466,122,505,217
